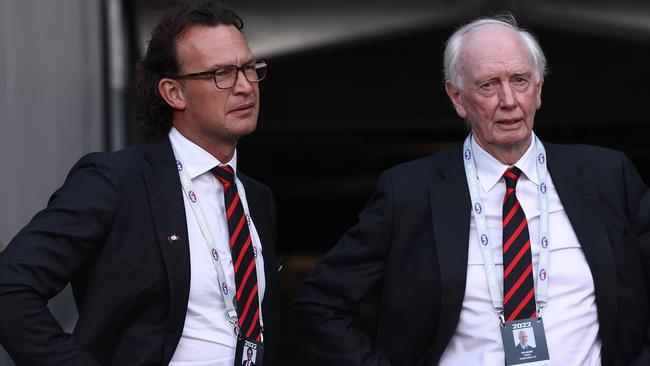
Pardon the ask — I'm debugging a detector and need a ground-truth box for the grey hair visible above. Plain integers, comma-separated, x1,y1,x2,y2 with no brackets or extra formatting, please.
443,13,547,88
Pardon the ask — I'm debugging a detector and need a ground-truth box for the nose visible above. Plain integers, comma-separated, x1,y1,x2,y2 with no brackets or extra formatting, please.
232,69,254,94
498,82,517,109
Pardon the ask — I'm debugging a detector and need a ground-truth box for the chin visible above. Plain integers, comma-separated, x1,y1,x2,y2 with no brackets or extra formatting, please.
235,119,258,137
499,130,531,144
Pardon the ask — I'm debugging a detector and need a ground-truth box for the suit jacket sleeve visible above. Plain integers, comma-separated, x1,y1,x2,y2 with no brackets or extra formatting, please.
0,153,119,365
625,152,650,365
292,172,395,366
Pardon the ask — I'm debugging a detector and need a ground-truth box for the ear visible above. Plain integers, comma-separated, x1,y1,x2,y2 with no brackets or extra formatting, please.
445,81,467,118
535,77,544,110
158,78,187,111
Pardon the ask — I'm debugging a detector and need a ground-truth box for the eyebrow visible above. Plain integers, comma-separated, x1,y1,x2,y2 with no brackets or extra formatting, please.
473,71,533,84
206,58,255,70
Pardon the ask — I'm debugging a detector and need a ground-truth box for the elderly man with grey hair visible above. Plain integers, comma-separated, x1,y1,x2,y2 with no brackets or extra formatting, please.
293,13,650,366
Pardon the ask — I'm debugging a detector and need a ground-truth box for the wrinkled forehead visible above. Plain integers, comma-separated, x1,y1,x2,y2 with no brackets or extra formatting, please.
459,24,534,71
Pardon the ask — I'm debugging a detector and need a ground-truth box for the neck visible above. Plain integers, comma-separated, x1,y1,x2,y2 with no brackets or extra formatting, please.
490,148,526,166
474,136,532,165
174,126,237,163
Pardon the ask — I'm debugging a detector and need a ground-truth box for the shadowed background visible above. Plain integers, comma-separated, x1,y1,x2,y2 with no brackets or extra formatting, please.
1,0,649,364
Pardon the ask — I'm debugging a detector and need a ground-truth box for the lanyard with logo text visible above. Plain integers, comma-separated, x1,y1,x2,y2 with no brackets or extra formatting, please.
173,153,264,338
462,133,550,323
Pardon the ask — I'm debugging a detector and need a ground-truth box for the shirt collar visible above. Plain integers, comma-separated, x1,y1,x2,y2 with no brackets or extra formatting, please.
472,132,538,192
168,127,238,179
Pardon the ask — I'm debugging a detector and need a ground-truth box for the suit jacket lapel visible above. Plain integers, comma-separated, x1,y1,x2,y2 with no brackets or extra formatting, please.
427,147,472,361
545,143,617,351
239,174,275,261
238,173,277,331
142,137,191,362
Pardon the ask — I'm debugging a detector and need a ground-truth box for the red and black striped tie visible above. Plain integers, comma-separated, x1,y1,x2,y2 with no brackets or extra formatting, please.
502,166,536,321
212,165,262,340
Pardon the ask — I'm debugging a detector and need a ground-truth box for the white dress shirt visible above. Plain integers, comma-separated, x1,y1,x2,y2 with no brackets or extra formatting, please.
439,135,602,365
168,128,266,366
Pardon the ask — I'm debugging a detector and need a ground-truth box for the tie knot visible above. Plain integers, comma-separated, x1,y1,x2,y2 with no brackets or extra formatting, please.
211,165,236,186
503,166,522,188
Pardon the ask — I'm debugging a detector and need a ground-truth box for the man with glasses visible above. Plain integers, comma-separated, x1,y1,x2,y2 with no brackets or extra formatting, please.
0,1,280,365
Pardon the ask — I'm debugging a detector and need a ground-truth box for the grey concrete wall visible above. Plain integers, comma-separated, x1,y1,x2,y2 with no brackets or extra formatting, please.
0,0,105,364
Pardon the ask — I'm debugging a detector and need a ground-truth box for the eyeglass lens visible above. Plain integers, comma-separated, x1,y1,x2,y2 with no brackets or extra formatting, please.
214,62,266,89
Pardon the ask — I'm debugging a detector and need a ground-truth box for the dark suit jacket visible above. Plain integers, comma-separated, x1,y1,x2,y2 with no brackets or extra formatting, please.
293,143,650,366
0,137,280,365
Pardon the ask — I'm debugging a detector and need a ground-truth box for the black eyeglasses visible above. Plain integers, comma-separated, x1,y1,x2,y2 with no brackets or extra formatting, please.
171,59,267,89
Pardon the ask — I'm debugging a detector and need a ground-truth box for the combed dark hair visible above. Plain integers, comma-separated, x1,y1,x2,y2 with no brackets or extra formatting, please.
137,0,243,137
